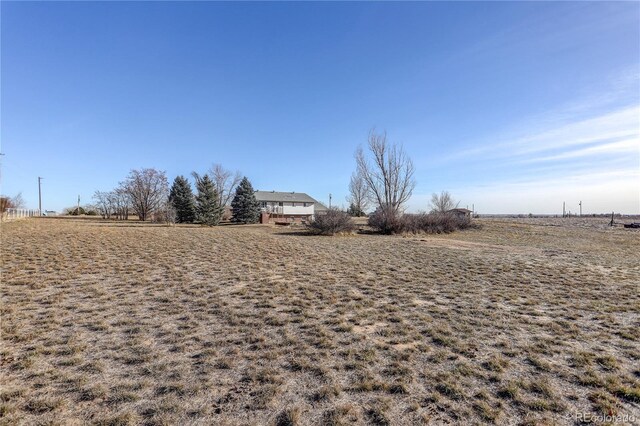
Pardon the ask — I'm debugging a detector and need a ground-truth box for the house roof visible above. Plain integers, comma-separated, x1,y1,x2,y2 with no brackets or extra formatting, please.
314,202,329,211
254,191,318,203
447,208,472,213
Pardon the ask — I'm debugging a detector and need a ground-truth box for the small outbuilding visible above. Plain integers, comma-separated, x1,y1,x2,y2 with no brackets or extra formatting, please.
447,208,473,219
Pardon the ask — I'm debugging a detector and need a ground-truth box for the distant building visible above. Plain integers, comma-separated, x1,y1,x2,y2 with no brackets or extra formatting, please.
254,191,323,224
447,208,472,219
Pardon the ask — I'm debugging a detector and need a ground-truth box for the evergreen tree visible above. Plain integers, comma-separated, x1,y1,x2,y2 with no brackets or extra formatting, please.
347,202,366,217
169,176,196,223
231,177,260,224
194,174,223,226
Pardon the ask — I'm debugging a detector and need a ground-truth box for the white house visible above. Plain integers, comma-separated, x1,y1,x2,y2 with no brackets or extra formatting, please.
254,191,326,223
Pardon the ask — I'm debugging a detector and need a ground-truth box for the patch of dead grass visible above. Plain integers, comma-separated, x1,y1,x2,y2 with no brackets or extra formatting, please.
0,217,638,423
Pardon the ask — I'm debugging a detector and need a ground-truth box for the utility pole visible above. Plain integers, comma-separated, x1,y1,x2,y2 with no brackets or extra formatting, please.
77,195,81,215
562,201,565,218
38,176,43,215
329,193,332,208
0,153,4,194
0,154,3,221
579,201,582,217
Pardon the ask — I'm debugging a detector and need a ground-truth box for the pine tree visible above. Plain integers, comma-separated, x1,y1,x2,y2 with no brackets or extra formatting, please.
231,177,260,224
194,174,223,226
169,176,196,223
347,202,366,217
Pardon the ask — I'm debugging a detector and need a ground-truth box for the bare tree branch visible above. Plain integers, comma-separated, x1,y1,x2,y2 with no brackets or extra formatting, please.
113,186,131,220
93,191,112,219
429,191,459,214
11,193,26,209
355,129,415,213
208,164,242,208
122,168,169,221
346,171,370,216
0,193,26,213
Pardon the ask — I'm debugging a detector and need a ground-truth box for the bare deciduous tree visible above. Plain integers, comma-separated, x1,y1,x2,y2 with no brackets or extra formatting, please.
152,200,176,225
430,191,458,214
93,189,130,220
93,191,113,219
11,193,25,209
355,130,416,213
346,171,370,216
209,164,242,209
113,186,131,220
122,168,169,221
1,193,26,213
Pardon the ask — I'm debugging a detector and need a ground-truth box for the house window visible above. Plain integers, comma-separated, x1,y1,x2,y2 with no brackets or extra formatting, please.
303,203,308,207
261,202,267,208
278,202,283,207
292,203,296,207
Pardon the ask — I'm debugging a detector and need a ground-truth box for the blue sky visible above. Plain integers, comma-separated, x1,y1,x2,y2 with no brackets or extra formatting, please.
2,1,638,214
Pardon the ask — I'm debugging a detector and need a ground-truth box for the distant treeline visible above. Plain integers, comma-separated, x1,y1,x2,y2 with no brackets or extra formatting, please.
85,165,261,226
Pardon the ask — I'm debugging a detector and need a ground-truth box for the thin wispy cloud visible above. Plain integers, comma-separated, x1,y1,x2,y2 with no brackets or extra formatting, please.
425,68,640,214
450,104,639,163
523,137,638,164
445,66,639,163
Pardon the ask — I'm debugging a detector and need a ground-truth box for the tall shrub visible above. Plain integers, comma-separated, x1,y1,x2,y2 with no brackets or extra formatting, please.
306,208,356,236
367,205,404,234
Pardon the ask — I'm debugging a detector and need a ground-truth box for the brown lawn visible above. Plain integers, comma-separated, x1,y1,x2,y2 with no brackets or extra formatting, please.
1,217,639,425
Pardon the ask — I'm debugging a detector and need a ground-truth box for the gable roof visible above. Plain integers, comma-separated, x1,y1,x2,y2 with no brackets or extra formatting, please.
254,191,318,203
314,202,329,211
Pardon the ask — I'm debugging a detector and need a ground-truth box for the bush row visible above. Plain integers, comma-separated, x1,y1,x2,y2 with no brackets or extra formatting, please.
368,207,477,234
305,206,478,236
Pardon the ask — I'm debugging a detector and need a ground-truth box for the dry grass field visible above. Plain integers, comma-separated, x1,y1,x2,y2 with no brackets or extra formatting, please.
1,217,639,425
